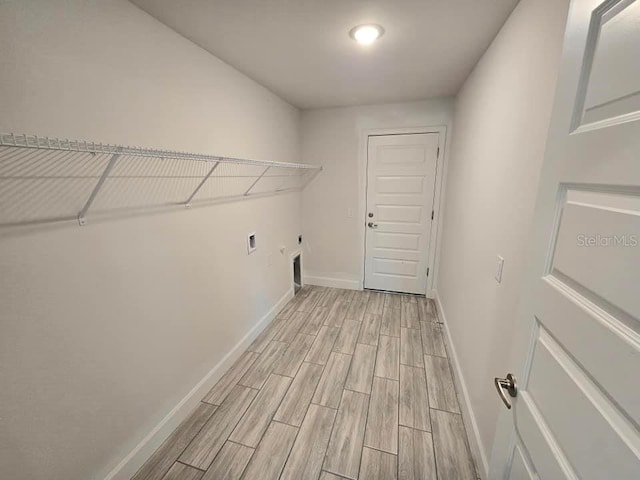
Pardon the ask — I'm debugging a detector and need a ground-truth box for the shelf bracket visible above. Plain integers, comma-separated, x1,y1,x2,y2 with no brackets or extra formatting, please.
244,165,271,196
77,151,121,226
305,167,322,187
184,161,220,207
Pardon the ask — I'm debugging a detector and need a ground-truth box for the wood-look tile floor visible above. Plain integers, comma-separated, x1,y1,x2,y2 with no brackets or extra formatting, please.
132,286,477,480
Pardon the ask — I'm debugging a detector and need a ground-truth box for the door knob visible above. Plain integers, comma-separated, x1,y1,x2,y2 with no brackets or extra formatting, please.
368,222,378,228
494,373,517,409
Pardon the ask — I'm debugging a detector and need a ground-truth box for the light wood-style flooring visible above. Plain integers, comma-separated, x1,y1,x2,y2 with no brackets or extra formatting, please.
132,286,477,480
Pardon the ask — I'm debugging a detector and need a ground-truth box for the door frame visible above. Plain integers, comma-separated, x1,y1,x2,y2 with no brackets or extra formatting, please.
358,125,448,297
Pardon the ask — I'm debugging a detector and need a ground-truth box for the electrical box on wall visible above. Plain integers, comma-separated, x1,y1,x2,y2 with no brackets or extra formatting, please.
293,253,301,294
247,232,257,254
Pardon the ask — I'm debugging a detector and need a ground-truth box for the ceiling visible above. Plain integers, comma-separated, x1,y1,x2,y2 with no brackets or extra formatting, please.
130,0,519,109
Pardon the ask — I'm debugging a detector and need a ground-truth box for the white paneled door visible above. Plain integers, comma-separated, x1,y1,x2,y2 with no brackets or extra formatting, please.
364,133,439,294
490,0,640,479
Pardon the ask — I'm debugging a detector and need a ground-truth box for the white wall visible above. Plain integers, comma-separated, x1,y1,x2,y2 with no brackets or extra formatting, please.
0,1,301,479
435,0,570,475
300,99,453,290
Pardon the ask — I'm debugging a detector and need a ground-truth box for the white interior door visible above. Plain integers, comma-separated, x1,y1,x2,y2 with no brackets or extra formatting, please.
490,1,640,478
364,133,439,294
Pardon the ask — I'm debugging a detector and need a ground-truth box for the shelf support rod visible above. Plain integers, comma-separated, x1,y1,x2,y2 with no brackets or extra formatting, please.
184,161,220,207
77,151,121,226
304,167,322,187
244,165,271,196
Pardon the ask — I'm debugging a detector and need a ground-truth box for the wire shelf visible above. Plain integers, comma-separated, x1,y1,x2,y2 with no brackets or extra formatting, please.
0,133,321,227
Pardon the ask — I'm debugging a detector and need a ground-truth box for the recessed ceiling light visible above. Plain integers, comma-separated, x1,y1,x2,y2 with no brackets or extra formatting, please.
349,24,384,45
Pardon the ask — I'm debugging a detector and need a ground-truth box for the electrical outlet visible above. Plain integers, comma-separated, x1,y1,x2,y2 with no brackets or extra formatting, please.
495,255,504,284
347,208,354,218
267,252,273,267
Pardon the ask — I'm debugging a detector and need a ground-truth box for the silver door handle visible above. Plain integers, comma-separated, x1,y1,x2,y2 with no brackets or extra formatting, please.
368,222,378,228
494,373,517,409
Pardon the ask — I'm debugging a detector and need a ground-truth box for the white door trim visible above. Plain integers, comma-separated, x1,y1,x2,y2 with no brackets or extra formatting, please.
358,125,448,297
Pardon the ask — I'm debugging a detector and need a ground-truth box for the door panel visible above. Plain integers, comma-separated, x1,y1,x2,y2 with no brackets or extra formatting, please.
377,205,423,223
537,278,640,422
551,188,640,318
364,133,439,294
491,0,640,477
375,232,421,251
377,143,430,164
376,176,425,193
515,393,575,480
576,0,640,129
508,444,537,480
526,328,639,480
372,257,418,277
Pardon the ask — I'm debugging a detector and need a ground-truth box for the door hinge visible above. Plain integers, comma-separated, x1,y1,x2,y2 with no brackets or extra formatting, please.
437,147,440,158
427,267,430,277
431,210,434,220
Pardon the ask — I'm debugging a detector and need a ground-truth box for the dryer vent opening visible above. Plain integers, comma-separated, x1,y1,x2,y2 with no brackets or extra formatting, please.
293,254,301,294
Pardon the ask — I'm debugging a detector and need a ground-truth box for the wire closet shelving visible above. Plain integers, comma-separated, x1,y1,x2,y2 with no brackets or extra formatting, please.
0,133,321,227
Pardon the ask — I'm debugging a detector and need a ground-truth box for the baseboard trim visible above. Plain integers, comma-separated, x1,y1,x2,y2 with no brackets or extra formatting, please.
434,290,489,479
103,287,294,480
304,274,361,290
